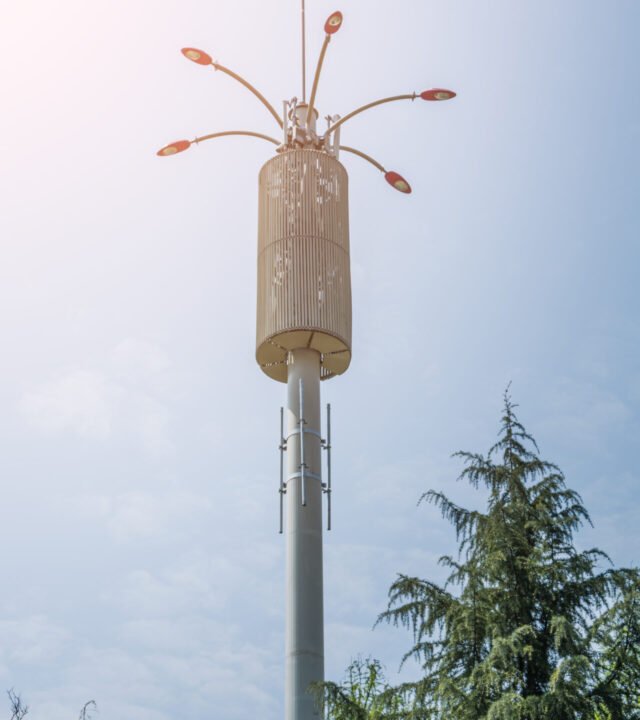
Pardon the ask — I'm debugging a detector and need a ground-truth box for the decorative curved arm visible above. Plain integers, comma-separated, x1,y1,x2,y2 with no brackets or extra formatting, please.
306,11,343,127
327,94,416,135
157,131,279,157
306,35,331,127
339,145,412,194
213,63,283,129
195,130,280,146
327,87,456,135
339,145,386,173
181,48,282,129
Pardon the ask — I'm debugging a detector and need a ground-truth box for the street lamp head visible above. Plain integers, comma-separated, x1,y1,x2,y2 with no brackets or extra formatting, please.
384,171,412,194
420,88,456,101
324,11,343,35
157,140,192,156
181,47,213,65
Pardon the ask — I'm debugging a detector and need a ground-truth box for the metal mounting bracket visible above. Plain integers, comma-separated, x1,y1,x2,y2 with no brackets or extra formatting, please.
278,400,333,532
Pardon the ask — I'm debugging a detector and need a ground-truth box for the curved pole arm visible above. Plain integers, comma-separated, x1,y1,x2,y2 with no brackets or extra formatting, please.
306,35,331,127
194,130,280,146
339,145,412,193
327,93,417,135
212,63,283,129
339,145,386,173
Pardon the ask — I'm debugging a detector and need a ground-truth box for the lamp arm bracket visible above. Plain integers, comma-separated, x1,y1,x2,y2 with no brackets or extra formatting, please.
339,144,386,174
194,130,280,146
326,93,417,135
306,34,331,127
211,62,284,129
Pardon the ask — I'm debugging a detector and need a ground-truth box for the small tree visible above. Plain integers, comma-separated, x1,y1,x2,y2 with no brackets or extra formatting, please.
5,692,98,720
78,700,97,720
7,690,28,720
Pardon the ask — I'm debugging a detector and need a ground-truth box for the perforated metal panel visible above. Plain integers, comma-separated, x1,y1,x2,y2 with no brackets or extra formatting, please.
256,150,352,382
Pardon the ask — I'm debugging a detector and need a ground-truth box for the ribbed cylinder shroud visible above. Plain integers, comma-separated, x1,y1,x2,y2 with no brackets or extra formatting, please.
256,150,352,382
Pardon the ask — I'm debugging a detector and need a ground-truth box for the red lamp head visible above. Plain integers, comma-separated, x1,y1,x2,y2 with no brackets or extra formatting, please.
324,11,343,34
420,88,456,101
181,47,213,65
385,171,412,194
157,140,191,157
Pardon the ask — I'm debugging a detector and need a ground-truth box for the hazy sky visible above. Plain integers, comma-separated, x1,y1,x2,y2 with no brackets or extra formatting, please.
1,1,639,718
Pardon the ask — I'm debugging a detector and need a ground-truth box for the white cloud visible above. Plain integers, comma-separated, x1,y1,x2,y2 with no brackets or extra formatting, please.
123,392,172,452
116,564,225,618
110,338,171,384
64,632,280,720
18,340,174,454
539,378,635,454
19,370,121,439
0,615,69,667
69,490,212,544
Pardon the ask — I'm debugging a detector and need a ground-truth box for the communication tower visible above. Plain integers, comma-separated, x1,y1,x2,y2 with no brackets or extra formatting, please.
157,6,455,719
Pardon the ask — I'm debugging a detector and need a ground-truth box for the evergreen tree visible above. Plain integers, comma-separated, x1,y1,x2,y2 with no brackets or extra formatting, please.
321,391,639,720
376,391,640,719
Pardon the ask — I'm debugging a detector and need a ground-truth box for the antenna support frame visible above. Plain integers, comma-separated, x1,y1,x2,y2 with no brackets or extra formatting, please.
278,402,333,533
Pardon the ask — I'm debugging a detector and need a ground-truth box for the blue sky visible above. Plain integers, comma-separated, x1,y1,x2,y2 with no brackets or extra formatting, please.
1,1,639,718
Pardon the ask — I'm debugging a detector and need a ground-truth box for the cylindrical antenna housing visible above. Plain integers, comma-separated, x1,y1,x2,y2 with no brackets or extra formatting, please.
256,149,352,382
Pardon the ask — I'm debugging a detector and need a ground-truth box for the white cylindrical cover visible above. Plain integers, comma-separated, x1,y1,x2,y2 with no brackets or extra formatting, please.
256,149,352,382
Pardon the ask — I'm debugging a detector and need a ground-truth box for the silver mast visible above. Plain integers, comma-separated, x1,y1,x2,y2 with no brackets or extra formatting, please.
285,350,324,719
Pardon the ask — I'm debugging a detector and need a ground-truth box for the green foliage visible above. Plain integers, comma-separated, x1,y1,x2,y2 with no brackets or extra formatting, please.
312,656,424,720
589,570,640,718
323,391,640,720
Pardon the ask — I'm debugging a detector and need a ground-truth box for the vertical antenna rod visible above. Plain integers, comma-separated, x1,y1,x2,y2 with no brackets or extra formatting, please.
301,0,306,102
326,403,332,531
279,406,286,534
299,378,307,507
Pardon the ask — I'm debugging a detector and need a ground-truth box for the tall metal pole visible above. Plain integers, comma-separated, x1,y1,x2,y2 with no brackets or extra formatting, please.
285,348,324,720
159,14,457,720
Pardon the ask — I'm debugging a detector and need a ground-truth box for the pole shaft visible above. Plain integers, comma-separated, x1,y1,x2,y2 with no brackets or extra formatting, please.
286,349,324,720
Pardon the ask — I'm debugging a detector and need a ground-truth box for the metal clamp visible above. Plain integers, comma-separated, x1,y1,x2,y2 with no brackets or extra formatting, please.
288,470,321,482
286,427,322,441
